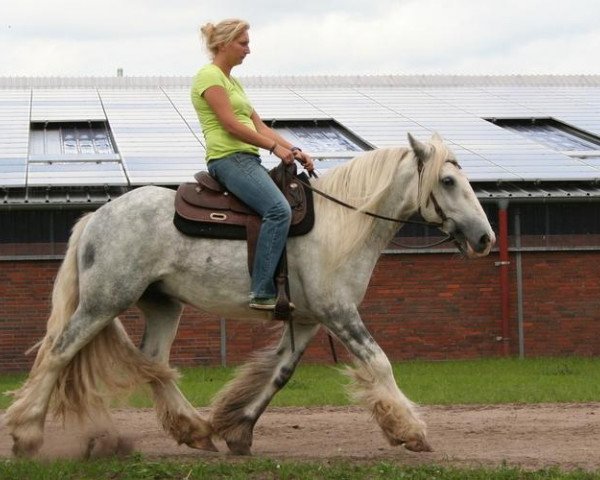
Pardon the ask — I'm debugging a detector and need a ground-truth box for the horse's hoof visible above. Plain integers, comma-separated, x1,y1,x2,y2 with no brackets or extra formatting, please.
226,440,252,456
187,436,219,452
404,437,433,452
11,434,42,458
85,431,134,459
115,436,135,456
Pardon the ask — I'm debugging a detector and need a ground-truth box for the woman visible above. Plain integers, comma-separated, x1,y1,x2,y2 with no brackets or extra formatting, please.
192,19,314,311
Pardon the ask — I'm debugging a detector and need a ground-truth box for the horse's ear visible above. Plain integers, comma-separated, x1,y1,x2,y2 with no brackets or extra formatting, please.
431,132,444,143
407,132,432,160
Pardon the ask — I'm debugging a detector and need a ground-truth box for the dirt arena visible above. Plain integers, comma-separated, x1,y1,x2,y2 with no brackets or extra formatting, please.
1,403,599,471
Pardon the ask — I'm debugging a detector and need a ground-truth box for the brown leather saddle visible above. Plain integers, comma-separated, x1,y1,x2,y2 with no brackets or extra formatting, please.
173,163,314,273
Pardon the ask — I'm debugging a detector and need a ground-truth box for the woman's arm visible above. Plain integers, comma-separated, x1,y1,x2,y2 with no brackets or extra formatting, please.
251,113,294,148
202,85,313,170
252,112,314,172
203,85,296,164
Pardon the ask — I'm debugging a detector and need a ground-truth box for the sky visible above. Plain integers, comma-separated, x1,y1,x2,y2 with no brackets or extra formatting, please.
1,0,600,78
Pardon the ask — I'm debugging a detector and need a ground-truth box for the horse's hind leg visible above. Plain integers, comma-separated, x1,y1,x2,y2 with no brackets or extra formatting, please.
83,408,135,459
325,309,431,452
136,289,216,452
211,322,320,455
6,307,115,457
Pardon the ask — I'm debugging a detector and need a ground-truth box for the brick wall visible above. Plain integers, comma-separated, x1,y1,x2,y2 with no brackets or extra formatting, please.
518,253,600,356
1,250,599,372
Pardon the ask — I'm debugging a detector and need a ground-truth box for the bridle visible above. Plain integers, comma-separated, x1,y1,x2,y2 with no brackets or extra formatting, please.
294,155,459,249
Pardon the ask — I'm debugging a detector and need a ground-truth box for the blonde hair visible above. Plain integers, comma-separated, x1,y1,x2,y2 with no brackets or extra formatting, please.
200,19,250,58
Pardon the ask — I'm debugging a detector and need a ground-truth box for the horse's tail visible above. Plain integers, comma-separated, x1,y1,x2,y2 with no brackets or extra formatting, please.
26,213,92,370
17,213,177,421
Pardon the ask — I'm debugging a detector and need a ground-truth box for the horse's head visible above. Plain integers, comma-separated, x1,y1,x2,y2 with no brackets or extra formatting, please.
408,132,495,257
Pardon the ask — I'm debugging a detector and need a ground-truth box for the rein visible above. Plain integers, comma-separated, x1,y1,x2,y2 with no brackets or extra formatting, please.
295,158,456,249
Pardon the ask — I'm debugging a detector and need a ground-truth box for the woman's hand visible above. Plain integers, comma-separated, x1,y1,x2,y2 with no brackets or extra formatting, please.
294,151,314,172
273,145,296,165
273,145,314,172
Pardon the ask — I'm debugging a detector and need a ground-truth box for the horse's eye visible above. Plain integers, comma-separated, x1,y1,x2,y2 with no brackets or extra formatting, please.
441,176,455,187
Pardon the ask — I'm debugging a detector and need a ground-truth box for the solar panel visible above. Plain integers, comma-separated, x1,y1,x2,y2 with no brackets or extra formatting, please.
99,88,204,185
30,89,105,122
0,78,599,191
0,91,29,187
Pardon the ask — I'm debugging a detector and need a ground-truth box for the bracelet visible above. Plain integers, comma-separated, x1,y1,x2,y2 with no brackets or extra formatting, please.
269,143,277,155
290,146,302,153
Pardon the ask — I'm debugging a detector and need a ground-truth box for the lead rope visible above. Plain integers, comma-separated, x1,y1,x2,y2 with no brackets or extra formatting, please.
297,160,455,248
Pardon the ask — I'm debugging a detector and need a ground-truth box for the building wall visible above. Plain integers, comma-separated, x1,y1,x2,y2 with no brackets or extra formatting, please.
1,251,599,372
518,252,600,356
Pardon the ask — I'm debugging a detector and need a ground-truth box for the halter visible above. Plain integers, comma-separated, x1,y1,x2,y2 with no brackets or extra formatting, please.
393,158,455,249
295,156,456,249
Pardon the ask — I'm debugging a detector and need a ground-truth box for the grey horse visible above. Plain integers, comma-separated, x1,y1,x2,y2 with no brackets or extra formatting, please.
5,133,495,457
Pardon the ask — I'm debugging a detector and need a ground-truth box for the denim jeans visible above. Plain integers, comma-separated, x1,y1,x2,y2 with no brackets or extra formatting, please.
208,153,292,298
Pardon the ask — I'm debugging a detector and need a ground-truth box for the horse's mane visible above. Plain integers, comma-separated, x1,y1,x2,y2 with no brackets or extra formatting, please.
312,142,450,271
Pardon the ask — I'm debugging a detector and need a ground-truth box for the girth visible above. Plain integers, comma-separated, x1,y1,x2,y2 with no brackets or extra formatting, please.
173,163,314,273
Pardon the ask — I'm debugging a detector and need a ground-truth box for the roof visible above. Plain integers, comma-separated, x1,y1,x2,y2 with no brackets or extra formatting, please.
1,74,600,204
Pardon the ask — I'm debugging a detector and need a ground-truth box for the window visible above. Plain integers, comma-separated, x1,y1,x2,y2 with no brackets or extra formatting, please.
266,119,371,154
0,208,87,257
485,118,600,153
29,121,118,161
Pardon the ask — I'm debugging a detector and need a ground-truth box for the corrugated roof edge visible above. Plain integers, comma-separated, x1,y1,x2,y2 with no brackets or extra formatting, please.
3,183,600,208
1,74,600,89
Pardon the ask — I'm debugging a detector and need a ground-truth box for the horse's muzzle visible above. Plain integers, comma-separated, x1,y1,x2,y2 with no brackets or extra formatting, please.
462,232,494,257
473,232,494,255
447,220,494,258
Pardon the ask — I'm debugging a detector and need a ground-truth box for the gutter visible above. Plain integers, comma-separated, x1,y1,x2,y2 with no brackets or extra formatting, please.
495,199,511,356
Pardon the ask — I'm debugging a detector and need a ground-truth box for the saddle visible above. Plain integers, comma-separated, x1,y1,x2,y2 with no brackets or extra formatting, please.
173,163,314,273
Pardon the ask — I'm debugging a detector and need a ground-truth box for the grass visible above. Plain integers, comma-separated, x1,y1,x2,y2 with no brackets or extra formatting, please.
96,356,600,408
394,357,600,405
1,456,598,480
1,357,599,479
2,357,599,409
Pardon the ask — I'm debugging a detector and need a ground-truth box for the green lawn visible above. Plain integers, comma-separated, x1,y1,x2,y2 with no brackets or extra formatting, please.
393,357,600,405
2,357,599,409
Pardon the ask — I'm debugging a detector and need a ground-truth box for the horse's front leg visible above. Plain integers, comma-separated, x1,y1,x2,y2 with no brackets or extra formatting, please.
211,321,320,455
325,308,432,452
